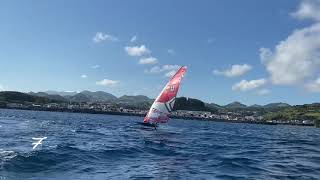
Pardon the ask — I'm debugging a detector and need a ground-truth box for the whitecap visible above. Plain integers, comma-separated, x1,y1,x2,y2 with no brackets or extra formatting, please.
0,149,17,160
49,145,57,148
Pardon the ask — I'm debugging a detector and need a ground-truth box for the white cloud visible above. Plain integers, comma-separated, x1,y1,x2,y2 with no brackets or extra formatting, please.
96,79,119,86
91,65,100,69
139,57,158,65
232,79,267,91
167,49,175,55
81,74,87,78
256,89,271,95
65,90,80,93
305,77,320,92
291,0,320,21
93,32,118,43
145,66,160,73
145,64,180,77
0,84,4,91
0,84,8,91
164,70,176,77
146,65,180,73
130,35,137,42
162,65,180,71
259,48,273,64
261,0,320,88
125,45,150,56
261,23,320,85
213,64,252,78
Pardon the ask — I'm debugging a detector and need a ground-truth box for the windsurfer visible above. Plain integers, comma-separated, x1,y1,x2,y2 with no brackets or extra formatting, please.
140,66,187,128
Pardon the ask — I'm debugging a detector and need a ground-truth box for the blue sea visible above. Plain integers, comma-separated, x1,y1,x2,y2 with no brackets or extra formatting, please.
0,109,320,180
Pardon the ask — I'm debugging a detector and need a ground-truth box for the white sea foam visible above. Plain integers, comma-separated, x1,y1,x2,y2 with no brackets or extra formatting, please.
0,149,17,160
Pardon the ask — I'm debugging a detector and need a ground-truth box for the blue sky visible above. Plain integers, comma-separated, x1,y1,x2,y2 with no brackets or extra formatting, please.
1,0,320,105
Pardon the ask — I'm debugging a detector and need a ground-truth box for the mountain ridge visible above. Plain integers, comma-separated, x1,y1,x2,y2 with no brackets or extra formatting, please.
15,90,295,110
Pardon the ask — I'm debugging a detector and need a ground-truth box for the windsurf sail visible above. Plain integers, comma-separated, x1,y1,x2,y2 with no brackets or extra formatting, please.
144,66,187,124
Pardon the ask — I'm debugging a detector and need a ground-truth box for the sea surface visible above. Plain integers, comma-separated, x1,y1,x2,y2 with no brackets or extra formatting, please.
0,109,320,180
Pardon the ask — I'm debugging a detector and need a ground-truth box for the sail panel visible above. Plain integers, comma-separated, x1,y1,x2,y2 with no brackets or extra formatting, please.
144,66,187,124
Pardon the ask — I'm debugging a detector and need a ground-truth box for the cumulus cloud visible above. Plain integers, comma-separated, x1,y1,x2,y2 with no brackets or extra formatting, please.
256,89,271,95
213,64,252,78
261,0,320,89
93,32,118,43
232,79,267,91
145,66,161,73
305,77,320,92
81,74,87,78
145,64,180,77
146,65,180,73
125,45,150,56
291,0,320,21
259,48,273,64
91,65,100,69
164,70,176,77
139,57,158,65
261,23,320,85
96,79,119,86
130,35,137,42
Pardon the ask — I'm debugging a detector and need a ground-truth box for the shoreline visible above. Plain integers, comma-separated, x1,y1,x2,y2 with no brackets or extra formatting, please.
0,107,314,127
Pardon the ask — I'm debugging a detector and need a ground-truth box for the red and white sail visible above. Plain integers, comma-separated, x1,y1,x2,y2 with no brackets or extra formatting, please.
144,66,187,124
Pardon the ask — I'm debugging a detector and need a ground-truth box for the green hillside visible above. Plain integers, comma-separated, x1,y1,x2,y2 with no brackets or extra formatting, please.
174,97,213,112
263,103,320,122
0,91,55,104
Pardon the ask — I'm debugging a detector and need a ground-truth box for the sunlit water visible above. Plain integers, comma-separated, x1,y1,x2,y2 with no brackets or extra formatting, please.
0,109,319,179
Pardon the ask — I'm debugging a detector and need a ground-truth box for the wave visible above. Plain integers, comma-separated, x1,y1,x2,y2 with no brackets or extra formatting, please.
0,150,17,162
1,109,320,179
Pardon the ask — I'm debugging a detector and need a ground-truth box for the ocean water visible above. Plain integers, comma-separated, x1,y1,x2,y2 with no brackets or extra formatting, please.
0,109,319,180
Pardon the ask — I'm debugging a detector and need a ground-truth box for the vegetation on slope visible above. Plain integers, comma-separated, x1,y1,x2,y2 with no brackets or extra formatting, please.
0,91,57,104
174,97,216,112
263,103,320,121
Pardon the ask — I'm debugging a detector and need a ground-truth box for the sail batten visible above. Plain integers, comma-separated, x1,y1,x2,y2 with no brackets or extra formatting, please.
144,66,187,124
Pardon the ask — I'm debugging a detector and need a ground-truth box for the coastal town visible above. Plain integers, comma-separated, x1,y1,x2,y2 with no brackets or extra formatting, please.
3,101,315,126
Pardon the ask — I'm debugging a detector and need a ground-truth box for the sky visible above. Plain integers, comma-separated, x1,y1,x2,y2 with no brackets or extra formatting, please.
0,0,320,105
